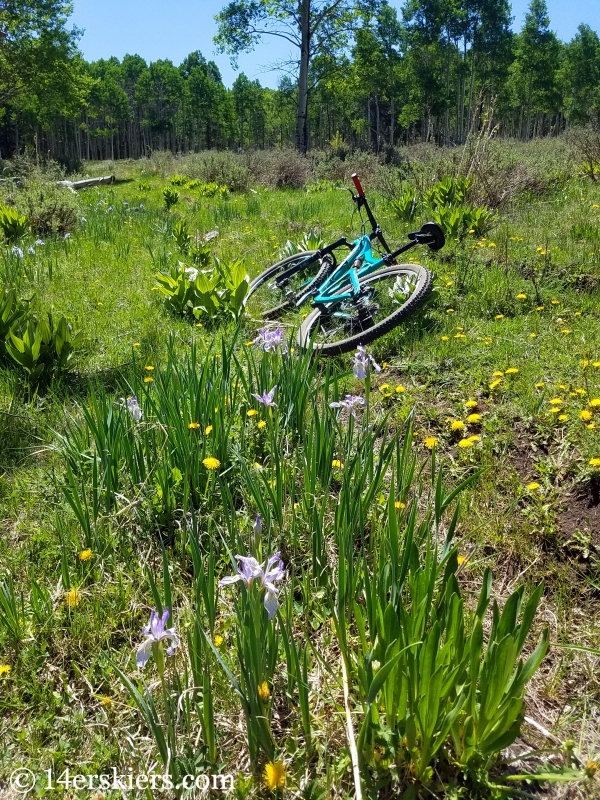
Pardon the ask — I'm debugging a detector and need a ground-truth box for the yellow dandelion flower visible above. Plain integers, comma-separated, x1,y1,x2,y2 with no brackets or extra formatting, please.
458,438,474,448
188,422,200,430
203,457,221,470
561,329,571,334
550,407,561,414
382,362,389,369
258,681,270,702
65,589,81,608
332,459,343,468
0,664,11,676
551,299,559,305
589,458,600,468
495,314,504,320
204,425,213,435
527,482,540,491
581,359,590,367
488,242,496,247
535,382,544,388
489,379,502,389
493,371,504,377
505,368,519,374
446,308,454,313
145,365,154,371
465,399,478,408
379,383,390,392
576,388,587,395
454,333,466,339
557,414,568,421
247,409,258,417
449,420,465,431
267,479,276,488
536,305,544,311
467,413,482,423
457,555,468,566
589,399,600,407
78,549,92,561
424,436,438,449
468,435,481,442
257,420,267,429
99,695,112,707
441,335,449,341
143,376,154,383
588,422,596,429
133,342,141,348
214,635,224,647
263,761,286,791
593,361,600,368
580,410,593,421
516,293,527,299
549,398,563,405
395,385,405,393
254,462,263,469
530,333,537,338
394,501,406,509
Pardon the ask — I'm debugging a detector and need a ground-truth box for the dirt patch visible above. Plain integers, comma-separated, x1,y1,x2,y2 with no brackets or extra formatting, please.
556,479,600,551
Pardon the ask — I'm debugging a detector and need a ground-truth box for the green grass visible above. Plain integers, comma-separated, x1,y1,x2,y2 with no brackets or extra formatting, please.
1,144,600,798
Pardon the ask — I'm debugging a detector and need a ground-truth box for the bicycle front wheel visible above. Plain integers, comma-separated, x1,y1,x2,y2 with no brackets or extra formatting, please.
246,250,324,320
296,263,433,355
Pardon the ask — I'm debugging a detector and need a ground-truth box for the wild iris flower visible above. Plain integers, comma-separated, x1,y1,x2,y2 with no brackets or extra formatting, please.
253,326,288,354
218,553,285,619
251,386,277,408
329,394,367,418
120,395,142,421
136,607,180,669
353,345,380,379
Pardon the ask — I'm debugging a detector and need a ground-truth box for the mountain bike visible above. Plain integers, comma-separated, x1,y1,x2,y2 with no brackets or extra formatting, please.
246,174,445,355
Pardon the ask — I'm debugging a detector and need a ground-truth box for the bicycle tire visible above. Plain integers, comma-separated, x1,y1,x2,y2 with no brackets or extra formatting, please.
246,250,319,319
296,263,433,356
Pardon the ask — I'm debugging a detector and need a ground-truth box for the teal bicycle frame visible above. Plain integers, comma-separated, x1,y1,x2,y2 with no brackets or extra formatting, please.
267,173,443,312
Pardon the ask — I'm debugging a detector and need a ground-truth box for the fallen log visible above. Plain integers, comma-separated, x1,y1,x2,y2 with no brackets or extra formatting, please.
57,175,115,191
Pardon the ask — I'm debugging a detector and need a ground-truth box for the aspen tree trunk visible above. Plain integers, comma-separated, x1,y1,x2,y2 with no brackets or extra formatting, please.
296,0,310,153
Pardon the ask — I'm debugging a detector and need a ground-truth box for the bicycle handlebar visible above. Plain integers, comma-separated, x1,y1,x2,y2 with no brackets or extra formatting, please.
351,173,365,197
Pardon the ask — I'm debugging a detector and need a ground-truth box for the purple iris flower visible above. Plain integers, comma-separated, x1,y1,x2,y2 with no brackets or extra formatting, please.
353,346,381,379
11,246,23,258
251,386,277,408
127,396,142,421
218,553,285,619
253,514,262,537
329,394,367,418
253,326,288,354
136,607,180,668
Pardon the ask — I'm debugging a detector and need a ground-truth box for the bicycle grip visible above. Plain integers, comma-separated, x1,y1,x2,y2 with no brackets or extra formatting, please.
351,173,364,197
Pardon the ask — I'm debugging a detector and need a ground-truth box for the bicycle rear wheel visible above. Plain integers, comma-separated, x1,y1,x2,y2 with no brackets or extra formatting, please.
296,263,433,355
246,250,325,320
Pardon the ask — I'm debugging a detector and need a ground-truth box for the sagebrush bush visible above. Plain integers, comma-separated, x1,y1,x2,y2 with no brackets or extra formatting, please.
1,159,81,235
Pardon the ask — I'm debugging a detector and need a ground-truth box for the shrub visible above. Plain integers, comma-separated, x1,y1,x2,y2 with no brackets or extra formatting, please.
567,125,600,181
1,158,80,235
170,174,188,186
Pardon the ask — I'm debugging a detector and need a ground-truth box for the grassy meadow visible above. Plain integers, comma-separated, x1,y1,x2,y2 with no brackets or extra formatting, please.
1,139,600,799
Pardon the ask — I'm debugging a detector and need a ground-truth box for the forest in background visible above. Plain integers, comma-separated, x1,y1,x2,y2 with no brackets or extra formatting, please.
1,0,600,166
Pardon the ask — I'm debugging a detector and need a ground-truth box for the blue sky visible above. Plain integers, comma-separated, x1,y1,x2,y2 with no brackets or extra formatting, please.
70,0,600,89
